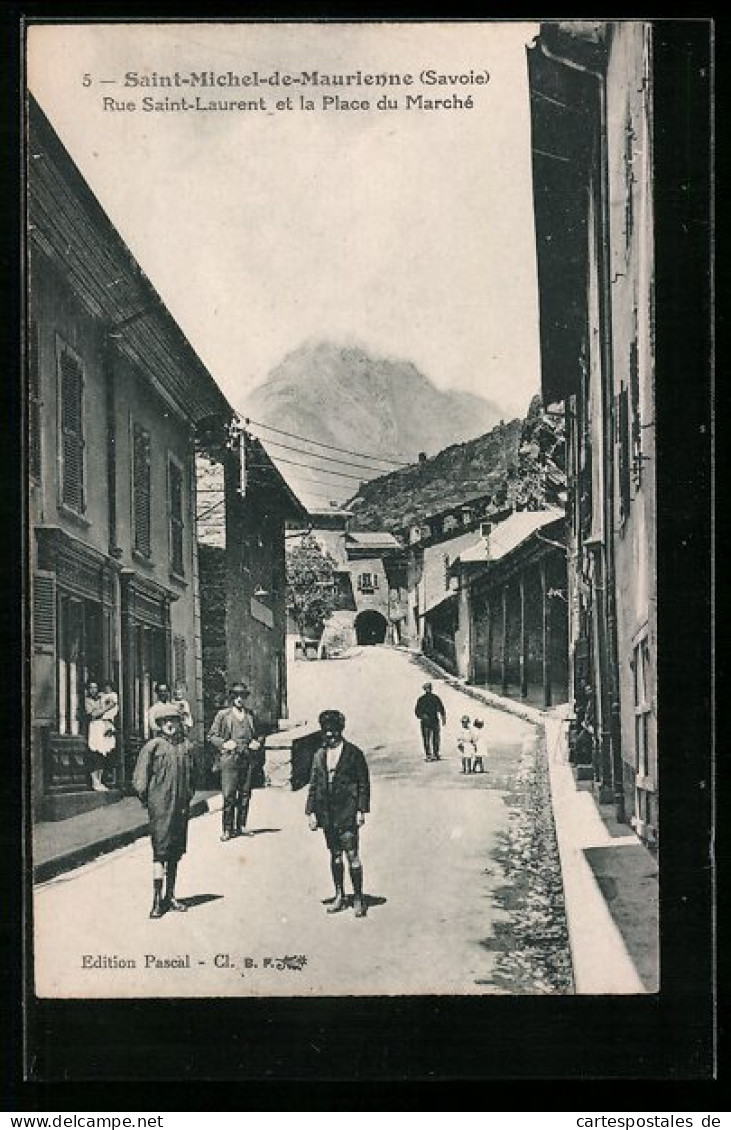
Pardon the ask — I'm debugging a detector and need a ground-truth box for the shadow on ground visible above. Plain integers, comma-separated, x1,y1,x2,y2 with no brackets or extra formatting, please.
584,843,659,992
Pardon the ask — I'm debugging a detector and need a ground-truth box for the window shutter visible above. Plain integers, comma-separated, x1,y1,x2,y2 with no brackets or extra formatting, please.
617,387,631,520
169,459,184,575
59,348,84,511
173,634,187,685
28,322,42,480
629,335,642,486
33,572,56,653
133,424,152,556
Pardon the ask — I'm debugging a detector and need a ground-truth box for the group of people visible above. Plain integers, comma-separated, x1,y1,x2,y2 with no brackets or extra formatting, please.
131,680,372,921
85,679,194,794
100,674,487,921
414,682,489,773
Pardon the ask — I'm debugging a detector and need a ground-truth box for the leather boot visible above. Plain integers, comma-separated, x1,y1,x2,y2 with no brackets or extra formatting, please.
327,858,346,913
164,861,187,912
351,864,366,918
149,880,165,919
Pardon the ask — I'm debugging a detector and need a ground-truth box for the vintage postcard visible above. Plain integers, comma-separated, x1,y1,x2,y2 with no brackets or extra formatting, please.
25,19,667,1005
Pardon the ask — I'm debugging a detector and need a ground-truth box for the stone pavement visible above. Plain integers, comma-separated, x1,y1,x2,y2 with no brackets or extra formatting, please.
32,649,658,994
32,789,222,884
417,652,659,993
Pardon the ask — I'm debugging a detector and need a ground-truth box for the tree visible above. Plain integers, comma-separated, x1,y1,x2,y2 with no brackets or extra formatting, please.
285,534,339,640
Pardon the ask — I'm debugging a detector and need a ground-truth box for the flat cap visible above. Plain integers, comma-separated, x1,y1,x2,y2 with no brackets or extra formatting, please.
318,709,346,730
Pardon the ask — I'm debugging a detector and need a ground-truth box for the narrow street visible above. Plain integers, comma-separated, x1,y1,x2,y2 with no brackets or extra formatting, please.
34,646,573,998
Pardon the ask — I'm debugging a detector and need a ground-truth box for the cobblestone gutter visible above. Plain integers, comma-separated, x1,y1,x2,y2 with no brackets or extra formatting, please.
482,731,574,994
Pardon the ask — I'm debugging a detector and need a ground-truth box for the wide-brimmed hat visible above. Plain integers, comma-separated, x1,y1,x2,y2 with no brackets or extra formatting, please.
230,682,250,696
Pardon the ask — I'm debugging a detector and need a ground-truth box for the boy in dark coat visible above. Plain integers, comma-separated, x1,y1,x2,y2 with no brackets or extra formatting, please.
133,703,197,919
306,709,370,918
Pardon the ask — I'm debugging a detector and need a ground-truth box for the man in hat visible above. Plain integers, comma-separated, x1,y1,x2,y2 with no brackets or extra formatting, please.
306,710,370,918
133,703,197,918
207,681,263,840
414,681,447,762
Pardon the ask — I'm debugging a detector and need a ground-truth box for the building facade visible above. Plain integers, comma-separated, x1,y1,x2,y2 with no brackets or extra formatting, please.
461,510,569,708
197,430,309,737
27,97,232,820
528,22,657,841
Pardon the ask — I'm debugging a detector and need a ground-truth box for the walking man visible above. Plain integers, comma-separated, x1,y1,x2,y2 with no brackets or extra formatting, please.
306,710,370,918
207,681,263,840
414,681,447,761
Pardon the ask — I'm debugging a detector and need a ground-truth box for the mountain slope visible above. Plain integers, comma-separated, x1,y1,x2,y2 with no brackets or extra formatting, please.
345,396,566,533
243,341,505,470
346,419,524,532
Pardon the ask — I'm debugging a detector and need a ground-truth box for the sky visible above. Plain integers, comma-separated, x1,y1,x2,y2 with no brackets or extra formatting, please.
27,20,542,435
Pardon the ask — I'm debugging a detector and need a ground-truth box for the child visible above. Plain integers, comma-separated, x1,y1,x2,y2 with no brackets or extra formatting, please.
133,704,197,919
457,714,476,774
173,683,194,734
471,717,487,773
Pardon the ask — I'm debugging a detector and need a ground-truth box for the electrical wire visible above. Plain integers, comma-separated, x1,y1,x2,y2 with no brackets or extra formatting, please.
251,434,402,475
247,455,379,484
244,417,409,467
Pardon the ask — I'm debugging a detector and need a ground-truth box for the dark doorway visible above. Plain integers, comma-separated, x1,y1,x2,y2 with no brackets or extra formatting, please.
355,610,388,645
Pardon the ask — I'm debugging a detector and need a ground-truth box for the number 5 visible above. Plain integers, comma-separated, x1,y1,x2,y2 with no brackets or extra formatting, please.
82,74,91,87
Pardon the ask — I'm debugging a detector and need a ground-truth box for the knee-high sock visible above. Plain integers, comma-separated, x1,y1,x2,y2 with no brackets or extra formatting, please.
349,862,363,896
331,857,344,895
164,860,178,900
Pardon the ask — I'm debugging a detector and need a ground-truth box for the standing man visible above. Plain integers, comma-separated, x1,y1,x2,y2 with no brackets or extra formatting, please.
414,681,447,762
306,710,370,918
133,703,197,919
207,681,263,841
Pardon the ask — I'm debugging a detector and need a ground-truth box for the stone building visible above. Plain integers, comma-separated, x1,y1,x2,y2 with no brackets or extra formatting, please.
197,429,310,737
27,96,232,820
528,22,658,841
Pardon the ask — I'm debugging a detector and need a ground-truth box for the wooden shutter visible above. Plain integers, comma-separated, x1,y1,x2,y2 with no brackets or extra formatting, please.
173,634,187,685
169,459,184,575
28,321,42,480
133,424,152,557
33,572,56,653
617,387,631,521
59,347,84,511
629,335,642,487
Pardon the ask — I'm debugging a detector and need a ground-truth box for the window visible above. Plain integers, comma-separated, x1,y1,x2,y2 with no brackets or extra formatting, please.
633,635,652,780
28,321,42,480
357,572,377,593
58,342,85,513
132,422,152,557
168,457,185,576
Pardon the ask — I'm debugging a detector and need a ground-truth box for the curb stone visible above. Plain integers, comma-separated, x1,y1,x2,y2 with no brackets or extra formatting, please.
34,791,223,885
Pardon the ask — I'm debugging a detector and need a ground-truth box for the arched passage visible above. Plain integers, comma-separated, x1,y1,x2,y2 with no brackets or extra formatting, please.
355,610,388,646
